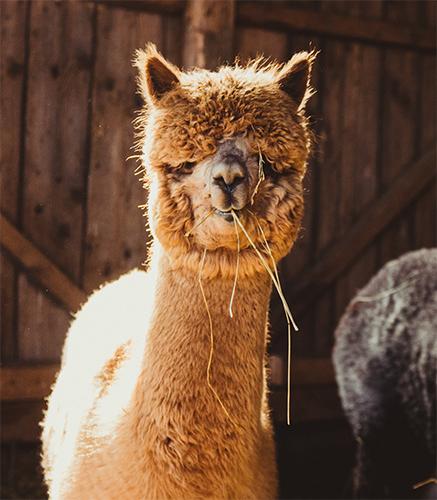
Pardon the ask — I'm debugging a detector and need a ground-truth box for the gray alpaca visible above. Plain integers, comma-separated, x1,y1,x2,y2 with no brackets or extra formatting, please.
333,248,437,498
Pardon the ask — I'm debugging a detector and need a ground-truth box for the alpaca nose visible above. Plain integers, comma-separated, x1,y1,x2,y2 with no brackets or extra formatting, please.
212,162,246,193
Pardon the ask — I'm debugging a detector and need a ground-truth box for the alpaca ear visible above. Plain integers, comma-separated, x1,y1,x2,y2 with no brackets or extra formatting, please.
135,44,180,104
277,51,317,108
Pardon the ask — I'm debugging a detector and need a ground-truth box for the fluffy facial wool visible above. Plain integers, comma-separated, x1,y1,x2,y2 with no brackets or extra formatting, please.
41,44,316,499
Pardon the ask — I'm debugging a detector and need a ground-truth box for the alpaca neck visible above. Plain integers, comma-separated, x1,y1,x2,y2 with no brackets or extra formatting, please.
137,246,272,428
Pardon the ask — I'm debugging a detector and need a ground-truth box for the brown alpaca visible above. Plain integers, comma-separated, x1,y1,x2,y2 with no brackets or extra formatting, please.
41,44,316,499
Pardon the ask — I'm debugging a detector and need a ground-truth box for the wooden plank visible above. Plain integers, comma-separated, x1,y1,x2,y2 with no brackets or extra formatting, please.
183,0,235,69
237,2,435,50
18,275,72,361
0,0,29,361
0,0,28,222
1,215,86,313
290,149,435,315
236,27,287,62
0,358,334,402
21,0,93,280
162,14,183,67
334,43,381,325
413,52,436,249
378,4,420,266
1,365,58,401
96,0,185,16
270,384,343,424
269,357,335,387
83,7,161,292
1,400,46,442
311,39,345,356
18,0,94,361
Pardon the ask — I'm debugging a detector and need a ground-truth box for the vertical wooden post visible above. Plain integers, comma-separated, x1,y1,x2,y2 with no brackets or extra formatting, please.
183,0,235,70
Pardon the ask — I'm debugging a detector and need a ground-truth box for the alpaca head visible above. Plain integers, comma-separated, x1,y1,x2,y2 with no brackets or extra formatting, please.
135,44,316,279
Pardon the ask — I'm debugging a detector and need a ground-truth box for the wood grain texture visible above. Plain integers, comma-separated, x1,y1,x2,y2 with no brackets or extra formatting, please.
17,0,94,361
0,215,86,313
312,39,345,356
379,2,420,266
414,52,436,249
291,149,435,317
334,43,381,325
0,0,29,361
236,26,288,62
1,400,46,442
183,0,235,69
1,364,58,401
83,6,162,292
237,1,435,50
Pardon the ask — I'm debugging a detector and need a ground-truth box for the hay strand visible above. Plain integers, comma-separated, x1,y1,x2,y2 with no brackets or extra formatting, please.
185,209,215,238
198,248,236,424
250,145,265,205
232,210,298,425
229,216,240,318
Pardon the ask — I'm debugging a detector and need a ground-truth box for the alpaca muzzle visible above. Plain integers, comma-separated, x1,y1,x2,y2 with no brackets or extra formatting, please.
210,158,249,218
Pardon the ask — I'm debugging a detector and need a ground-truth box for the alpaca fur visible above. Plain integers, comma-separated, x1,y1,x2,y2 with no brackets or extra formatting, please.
333,249,437,498
41,44,316,499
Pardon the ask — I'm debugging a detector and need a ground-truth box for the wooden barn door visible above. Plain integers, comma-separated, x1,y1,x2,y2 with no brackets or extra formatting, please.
1,0,435,440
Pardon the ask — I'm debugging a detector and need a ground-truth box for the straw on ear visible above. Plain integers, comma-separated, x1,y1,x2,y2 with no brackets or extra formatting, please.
135,43,180,104
277,50,318,108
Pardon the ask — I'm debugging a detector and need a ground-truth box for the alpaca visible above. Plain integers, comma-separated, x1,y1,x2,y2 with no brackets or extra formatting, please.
333,249,437,498
41,44,316,499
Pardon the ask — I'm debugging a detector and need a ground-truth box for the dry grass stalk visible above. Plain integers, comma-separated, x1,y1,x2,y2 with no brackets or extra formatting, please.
228,217,241,318
232,210,298,425
198,248,236,424
185,209,215,238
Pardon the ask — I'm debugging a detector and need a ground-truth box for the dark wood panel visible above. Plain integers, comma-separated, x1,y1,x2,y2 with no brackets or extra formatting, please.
1,400,46,443
17,1,94,362
289,150,435,315
0,0,29,361
334,43,381,324
21,0,94,280
237,1,435,50
0,0,28,222
312,39,346,356
0,215,86,313
379,3,420,266
236,26,288,62
183,0,235,69
83,6,163,292
414,52,437,249
1,364,58,401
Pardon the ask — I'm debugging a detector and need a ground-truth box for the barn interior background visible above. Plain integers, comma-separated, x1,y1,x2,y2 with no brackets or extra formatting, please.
1,0,435,497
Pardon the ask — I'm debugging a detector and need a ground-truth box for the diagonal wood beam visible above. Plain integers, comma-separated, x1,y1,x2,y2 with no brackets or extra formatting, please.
289,149,436,315
237,2,435,51
0,214,86,313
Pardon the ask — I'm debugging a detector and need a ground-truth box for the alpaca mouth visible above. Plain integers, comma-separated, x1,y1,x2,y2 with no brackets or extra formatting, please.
215,209,238,222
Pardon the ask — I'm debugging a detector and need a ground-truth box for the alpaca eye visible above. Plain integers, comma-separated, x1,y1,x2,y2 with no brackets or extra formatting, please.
179,161,196,174
260,155,279,179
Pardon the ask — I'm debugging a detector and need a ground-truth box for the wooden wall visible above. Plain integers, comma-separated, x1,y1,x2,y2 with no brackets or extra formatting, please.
1,0,435,428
